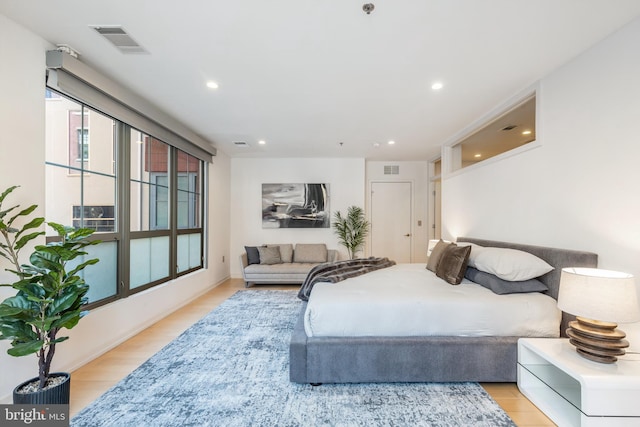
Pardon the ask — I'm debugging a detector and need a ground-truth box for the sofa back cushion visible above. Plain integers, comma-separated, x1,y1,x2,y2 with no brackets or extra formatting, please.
294,243,328,263
257,246,282,264
266,244,294,263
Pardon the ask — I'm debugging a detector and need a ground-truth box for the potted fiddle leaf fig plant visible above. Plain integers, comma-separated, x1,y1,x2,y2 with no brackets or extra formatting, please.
332,205,370,259
0,185,100,404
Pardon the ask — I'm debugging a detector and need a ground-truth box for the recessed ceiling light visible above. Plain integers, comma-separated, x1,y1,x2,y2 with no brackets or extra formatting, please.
474,153,482,158
388,140,395,145
206,81,219,89
258,140,266,145
431,82,444,90
522,130,532,135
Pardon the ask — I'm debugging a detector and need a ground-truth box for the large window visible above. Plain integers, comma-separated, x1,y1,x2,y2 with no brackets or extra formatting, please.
45,89,207,308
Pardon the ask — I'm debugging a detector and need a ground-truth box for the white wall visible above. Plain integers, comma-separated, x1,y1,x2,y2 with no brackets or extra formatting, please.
230,158,365,275
0,14,231,402
366,161,429,262
0,13,51,404
442,17,640,284
209,151,232,275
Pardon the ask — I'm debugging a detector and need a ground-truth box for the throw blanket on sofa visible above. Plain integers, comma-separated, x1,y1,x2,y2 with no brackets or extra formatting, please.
297,257,396,301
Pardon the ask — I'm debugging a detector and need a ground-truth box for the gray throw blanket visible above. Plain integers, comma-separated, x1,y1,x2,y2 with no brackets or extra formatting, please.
297,257,396,301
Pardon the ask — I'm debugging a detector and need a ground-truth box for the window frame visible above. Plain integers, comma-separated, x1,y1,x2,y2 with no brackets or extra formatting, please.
442,85,540,178
45,88,207,310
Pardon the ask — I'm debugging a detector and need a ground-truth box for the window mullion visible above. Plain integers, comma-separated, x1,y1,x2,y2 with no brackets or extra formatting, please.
169,147,178,279
117,122,131,298
80,105,85,228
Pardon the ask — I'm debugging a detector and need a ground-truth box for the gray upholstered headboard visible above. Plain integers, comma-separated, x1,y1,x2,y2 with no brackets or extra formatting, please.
457,237,598,336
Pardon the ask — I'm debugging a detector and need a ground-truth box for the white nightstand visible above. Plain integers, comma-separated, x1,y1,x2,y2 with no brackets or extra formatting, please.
517,338,640,427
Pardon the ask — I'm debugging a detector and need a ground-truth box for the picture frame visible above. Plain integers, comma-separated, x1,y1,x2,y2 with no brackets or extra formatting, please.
262,183,330,228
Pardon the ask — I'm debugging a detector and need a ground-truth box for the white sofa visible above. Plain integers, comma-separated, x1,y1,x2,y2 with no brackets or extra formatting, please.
240,243,338,287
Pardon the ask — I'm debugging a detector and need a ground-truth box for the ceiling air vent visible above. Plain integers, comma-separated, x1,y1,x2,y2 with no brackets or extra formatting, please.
234,141,249,147
384,165,400,175
90,26,148,54
501,124,517,131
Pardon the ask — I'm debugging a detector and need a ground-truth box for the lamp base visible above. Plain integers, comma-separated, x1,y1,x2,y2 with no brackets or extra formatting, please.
566,317,629,363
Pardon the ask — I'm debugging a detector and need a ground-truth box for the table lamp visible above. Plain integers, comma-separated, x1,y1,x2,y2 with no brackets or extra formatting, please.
557,267,640,363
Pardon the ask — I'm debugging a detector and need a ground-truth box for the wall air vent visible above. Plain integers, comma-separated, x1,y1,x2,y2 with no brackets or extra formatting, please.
90,26,148,54
234,141,250,147
383,165,400,175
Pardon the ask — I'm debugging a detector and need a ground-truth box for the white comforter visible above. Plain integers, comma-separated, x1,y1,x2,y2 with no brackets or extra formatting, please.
304,263,561,338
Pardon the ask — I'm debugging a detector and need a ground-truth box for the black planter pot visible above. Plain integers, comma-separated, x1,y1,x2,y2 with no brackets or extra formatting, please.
12,372,70,404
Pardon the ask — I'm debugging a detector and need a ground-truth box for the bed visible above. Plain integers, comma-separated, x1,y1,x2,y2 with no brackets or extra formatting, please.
289,238,598,383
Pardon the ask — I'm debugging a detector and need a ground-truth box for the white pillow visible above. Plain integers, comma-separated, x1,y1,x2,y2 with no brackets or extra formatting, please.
456,242,483,268
471,247,553,281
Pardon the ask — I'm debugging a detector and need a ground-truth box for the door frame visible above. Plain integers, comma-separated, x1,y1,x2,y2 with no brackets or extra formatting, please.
428,156,442,240
367,180,414,262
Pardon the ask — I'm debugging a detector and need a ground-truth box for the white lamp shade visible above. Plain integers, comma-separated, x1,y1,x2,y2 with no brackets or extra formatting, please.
557,267,640,323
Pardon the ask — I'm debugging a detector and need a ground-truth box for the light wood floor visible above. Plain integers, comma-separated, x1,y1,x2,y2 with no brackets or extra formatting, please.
70,278,555,426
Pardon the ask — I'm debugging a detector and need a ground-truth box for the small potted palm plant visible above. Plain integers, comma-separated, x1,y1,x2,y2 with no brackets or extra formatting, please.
332,205,370,259
0,185,99,404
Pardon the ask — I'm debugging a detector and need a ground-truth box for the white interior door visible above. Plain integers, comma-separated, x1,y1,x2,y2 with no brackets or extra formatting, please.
370,182,412,263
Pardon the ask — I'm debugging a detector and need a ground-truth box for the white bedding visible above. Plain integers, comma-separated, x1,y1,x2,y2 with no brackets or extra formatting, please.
304,263,561,338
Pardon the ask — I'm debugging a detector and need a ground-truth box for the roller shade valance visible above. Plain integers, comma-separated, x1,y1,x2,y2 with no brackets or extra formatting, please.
46,50,215,162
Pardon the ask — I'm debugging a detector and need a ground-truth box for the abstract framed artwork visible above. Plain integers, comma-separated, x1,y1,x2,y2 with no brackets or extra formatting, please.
262,183,330,228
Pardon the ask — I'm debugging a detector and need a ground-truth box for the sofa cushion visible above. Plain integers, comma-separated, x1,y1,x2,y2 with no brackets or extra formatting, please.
293,244,328,263
244,262,318,275
258,246,282,264
267,243,293,263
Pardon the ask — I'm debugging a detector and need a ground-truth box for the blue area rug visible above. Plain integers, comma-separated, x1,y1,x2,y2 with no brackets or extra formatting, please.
71,290,516,426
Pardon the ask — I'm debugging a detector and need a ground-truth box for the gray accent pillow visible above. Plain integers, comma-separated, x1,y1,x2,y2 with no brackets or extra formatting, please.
436,244,471,285
426,240,452,272
465,267,548,294
258,246,282,265
244,246,260,265
267,244,293,263
293,243,327,263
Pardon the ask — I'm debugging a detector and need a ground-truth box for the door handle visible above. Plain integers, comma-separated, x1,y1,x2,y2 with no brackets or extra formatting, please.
404,234,411,237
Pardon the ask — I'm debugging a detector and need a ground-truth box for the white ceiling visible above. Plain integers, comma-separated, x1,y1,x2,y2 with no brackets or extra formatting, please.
2,1,640,161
